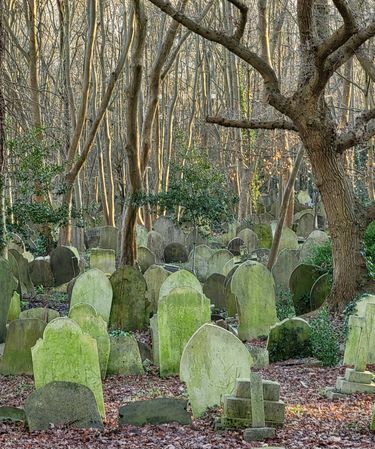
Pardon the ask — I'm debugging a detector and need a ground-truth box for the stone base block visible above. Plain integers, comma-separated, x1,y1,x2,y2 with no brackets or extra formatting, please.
243,426,275,441
336,377,375,394
323,387,346,400
223,396,285,425
344,368,374,384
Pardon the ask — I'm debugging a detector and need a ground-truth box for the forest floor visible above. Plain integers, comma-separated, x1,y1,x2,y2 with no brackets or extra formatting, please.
1,362,374,449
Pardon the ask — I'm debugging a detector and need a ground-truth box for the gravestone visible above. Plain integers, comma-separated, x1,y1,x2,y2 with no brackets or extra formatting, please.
223,266,240,317
19,307,60,322
237,228,259,253
137,246,156,273
251,248,270,265
231,261,278,340
24,381,103,431
159,269,202,300
29,257,54,287
227,237,244,256
0,257,17,343
89,248,116,274
297,190,312,206
150,315,159,366
85,227,101,249
180,323,253,417
144,265,170,314
70,268,113,324
300,230,330,262
154,217,185,245
136,224,148,248
207,249,233,277
147,230,165,262
0,318,46,375
289,264,322,315
107,334,144,376
164,242,188,263
99,226,118,252
7,292,20,322
0,406,25,423
271,249,300,295
109,266,147,331
310,273,331,310
188,244,214,282
8,249,35,296
69,303,110,379
22,251,34,263
32,317,105,417
253,224,272,249
278,228,299,253
203,273,226,309
267,318,311,362
50,246,80,286
295,213,315,238
223,257,241,277
158,287,210,376
185,228,209,253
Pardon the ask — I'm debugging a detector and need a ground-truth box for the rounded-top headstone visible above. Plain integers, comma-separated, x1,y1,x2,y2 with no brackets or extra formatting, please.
310,273,331,310
147,230,165,262
271,248,300,294
144,265,170,313
203,273,226,309
252,223,272,249
237,228,259,253
278,228,299,253
164,242,188,263
289,264,323,315
19,307,59,323
227,237,244,256
206,249,233,277
29,258,54,287
154,217,185,245
50,246,80,286
159,269,202,300
300,230,330,261
137,246,156,273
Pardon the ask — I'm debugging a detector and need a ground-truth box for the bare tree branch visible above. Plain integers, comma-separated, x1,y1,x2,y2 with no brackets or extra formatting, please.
228,0,248,41
206,115,298,131
356,47,375,83
337,108,375,152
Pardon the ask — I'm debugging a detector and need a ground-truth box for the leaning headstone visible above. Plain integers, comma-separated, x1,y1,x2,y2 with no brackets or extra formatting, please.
267,318,311,362
207,249,233,277
164,242,188,263
8,249,35,296
188,244,214,281
69,303,110,379
223,266,240,317
203,273,226,309
89,248,116,275
107,334,144,376
29,257,54,287
99,226,118,252
180,323,253,417
144,265,170,314
32,317,105,417
0,406,25,424
24,381,103,431
300,230,330,262
154,217,185,245
137,246,156,273
19,307,59,323
158,287,210,376
231,261,278,340
147,230,165,262
0,257,17,343
70,268,113,324
278,228,299,253
0,318,46,375
271,249,300,295
237,228,259,253
109,266,147,331
227,237,244,256
289,264,322,315
223,257,241,277
159,269,202,300
118,398,191,426
310,273,331,310
50,246,80,286
7,291,20,322
295,211,315,238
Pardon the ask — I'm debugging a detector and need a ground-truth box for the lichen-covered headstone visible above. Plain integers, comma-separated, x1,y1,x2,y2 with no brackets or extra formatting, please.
223,257,241,277
109,266,147,331
158,287,210,376
295,212,315,238
188,244,214,281
207,249,233,277
0,257,17,343
50,246,80,286
310,273,331,310
164,242,188,263
154,217,185,245
19,307,60,323
29,257,54,287
147,230,165,262
180,323,253,417
223,266,240,317
144,265,170,314
69,303,110,379
107,334,144,376
297,190,312,206
99,226,118,252
267,317,311,362
300,230,330,262
253,224,272,249
251,248,270,265
0,318,46,375
278,228,299,253
137,246,156,273
7,292,20,322
89,248,116,275
136,224,148,248
289,264,322,315
24,381,103,431
70,268,113,324
203,273,226,309
237,229,259,253
32,317,105,417
231,261,278,340
159,269,202,300
227,237,244,256
8,249,35,296
271,249,300,295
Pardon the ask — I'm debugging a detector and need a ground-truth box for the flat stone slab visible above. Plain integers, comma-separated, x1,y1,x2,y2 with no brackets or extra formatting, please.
118,398,191,426
0,406,26,423
336,377,375,394
344,368,374,384
243,426,275,441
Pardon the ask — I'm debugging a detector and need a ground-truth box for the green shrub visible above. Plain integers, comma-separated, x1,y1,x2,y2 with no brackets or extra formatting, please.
306,241,333,283
276,291,296,320
364,220,375,249
310,308,340,367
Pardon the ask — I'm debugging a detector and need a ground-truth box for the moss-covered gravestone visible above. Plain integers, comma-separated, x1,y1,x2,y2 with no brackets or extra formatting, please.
0,318,46,375
136,224,148,248
137,246,156,273
32,317,105,417
310,273,331,310
159,269,202,300
109,266,147,331
223,257,241,277
7,292,20,322
180,323,253,417
19,307,60,323
144,265,170,314
89,248,116,275
24,381,103,431
278,228,299,253
69,304,110,379
227,237,244,256
164,242,188,263
237,228,259,253
203,273,226,309
267,318,311,362
271,249,300,295
253,224,272,249
207,249,233,277
158,287,210,376
50,246,80,286
188,244,214,282
223,266,240,317
29,258,54,287
154,217,185,245
70,268,113,324
8,249,35,296
0,257,17,343
107,334,144,376
299,230,330,262
231,261,278,340
295,212,315,238
289,264,322,315
147,230,165,262
99,226,118,252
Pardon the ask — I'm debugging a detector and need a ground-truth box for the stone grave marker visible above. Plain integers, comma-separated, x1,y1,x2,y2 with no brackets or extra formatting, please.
227,237,244,256
295,211,315,238
271,249,300,295
50,246,80,286
278,227,299,253
144,265,170,314
7,292,20,322
0,257,17,343
159,269,202,300
29,257,54,287
8,249,35,296
19,307,59,322
137,246,156,273
300,230,330,262
89,248,116,274
203,273,226,309
237,228,259,253
289,264,323,315
136,224,148,248
310,273,331,310
99,226,118,252
252,224,272,249
147,230,165,262
107,334,144,376
164,242,188,263
154,217,185,245
188,244,214,281
206,249,233,277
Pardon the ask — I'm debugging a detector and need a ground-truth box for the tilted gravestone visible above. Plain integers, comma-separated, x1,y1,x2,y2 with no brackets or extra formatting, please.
8,249,35,296
223,266,240,317
271,249,300,295
231,261,278,340
278,227,299,253
203,273,226,309
70,268,113,324
188,244,214,282
32,317,105,417
164,242,188,263
29,257,54,287
19,307,59,323
89,248,116,275
7,291,20,322
144,265,170,314
137,246,156,273
206,249,233,277
0,257,17,343
24,381,103,431
180,323,253,417
158,287,210,376
158,269,202,300
227,237,244,256
310,273,331,310
147,230,165,262
289,264,323,315
0,318,46,375
109,266,147,331
295,212,315,238
50,246,80,286
107,334,144,376
69,303,110,379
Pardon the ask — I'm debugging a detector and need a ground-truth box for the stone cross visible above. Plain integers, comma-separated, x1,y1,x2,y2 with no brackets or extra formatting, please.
354,316,368,372
250,372,265,427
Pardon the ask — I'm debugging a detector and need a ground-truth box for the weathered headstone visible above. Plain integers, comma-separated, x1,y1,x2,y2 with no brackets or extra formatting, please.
203,273,226,309
154,217,185,245
310,273,331,310
251,248,270,265
300,230,330,261
29,257,54,287
32,317,105,417
289,264,322,315
0,257,17,343
0,406,25,423
278,228,299,253
136,224,148,248
50,246,80,286
231,261,278,340
188,244,214,281
223,257,241,277
180,323,253,417
159,269,202,300
8,249,35,296
109,266,147,331
271,249,300,295
19,307,60,322
227,237,244,256
137,246,156,273
297,190,312,206
150,315,159,366
89,248,116,275
24,381,103,431
7,291,20,322
99,226,118,252
70,268,113,324
147,230,165,262
237,228,259,253
295,211,315,238
144,265,170,314
158,287,210,376
253,224,272,249
107,334,144,376
164,242,188,263
207,249,233,277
